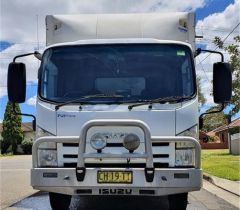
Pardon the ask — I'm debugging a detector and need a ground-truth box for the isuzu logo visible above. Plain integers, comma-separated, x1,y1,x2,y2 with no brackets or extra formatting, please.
99,189,132,195
95,132,128,141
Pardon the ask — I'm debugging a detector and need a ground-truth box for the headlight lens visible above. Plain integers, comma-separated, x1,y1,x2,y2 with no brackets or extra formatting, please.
177,125,198,139
38,149,57,167
176,125,197,167
123,133,140,152
90,133,107,150
38,142,57,167
175,125,198,167
175,142,195,167
175,149,195,166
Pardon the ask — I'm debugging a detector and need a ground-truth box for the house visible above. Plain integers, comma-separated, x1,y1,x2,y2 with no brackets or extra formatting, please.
0,122,35,141
203,118,240,150
207,118,240,143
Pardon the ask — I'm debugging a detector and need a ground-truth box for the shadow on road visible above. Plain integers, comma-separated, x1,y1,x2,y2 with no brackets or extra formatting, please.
71,196,169,210
13,192,169,210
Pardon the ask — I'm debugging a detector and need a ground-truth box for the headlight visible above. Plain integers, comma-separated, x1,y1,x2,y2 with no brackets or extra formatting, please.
177,125,198,139
175,142,195,167
90,133,107,150
176,125,197,167
38,142,57,167
123,133,140,152
38,149,57,167
175,149,195,167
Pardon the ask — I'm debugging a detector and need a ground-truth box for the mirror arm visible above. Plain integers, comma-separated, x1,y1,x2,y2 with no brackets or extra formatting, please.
13,51,42,62
13,103,36,131
194,48,224,62
199,103,225,129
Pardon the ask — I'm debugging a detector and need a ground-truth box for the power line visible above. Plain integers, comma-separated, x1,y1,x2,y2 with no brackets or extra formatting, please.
197,57,211,82
197,22,240,66
196,27,240,33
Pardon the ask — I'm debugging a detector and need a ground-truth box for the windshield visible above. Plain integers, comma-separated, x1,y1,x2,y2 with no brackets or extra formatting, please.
40,44,196,104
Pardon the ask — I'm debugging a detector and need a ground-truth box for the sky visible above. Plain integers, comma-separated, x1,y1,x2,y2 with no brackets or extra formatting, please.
0,0,239,122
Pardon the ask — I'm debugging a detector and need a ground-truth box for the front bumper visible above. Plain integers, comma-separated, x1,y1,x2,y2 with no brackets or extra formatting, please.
32,119,202,196
31,167,202,196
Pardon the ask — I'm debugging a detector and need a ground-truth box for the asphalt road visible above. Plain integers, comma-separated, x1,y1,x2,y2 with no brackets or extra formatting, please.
1,156,238,210
11,189,238,210
0,156,38,209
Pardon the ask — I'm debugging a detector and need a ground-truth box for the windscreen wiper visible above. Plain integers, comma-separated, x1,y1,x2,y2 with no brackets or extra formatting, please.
128,96,189,110
55,94,124,110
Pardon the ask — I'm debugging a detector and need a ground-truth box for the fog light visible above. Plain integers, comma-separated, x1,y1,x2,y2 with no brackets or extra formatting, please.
123,133,140,152
90,133,107,150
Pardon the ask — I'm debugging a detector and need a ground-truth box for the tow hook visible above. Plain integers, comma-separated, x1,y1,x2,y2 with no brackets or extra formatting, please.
145,168,155,182
76,167,86,181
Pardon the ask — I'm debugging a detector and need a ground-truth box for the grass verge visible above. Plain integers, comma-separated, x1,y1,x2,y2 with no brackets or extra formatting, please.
202,149,240,181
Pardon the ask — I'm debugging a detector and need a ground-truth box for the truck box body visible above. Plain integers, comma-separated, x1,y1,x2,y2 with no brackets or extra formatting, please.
46,13,195,48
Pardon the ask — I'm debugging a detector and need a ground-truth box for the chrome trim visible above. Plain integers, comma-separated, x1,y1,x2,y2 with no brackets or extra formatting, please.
77,120,153,169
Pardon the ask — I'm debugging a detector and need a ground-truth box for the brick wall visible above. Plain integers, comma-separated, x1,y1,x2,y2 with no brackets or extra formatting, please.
200,141,228,149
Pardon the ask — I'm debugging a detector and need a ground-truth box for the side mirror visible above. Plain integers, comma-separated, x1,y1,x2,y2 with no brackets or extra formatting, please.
7,62,26,103
213,62,232,104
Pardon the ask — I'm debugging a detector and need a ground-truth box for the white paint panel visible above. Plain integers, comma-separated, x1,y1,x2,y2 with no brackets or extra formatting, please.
176,98,198,134
56,108,176,136
46,13,195,48
36,99,57,135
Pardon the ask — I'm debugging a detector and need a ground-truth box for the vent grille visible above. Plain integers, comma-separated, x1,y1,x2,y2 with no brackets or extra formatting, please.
58,142,175,168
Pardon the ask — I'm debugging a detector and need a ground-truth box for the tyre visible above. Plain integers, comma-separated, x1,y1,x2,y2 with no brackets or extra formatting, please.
168,193,188,210
49,192,72,210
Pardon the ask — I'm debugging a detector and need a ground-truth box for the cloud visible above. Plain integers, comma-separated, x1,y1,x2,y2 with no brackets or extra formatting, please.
26,95,37,106
1,0,206,43
195,0,240,108
0,43,44,98
0,87,7,98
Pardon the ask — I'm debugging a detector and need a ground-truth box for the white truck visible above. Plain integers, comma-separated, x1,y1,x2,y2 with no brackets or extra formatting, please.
7,13,232,210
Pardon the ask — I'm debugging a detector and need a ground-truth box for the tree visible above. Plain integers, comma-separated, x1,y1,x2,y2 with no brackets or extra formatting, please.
1,102,24,154
202,105,229,132
197,76,206,108
213,35,240,116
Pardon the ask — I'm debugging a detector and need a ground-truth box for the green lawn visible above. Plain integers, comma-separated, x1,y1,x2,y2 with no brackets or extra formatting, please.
0,152,13,157
202,149,240,181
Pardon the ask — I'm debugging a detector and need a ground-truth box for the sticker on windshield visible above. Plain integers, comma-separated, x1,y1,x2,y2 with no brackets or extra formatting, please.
177,51,186,56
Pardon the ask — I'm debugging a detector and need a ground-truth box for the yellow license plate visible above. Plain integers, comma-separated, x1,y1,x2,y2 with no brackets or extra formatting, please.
97,171,133,184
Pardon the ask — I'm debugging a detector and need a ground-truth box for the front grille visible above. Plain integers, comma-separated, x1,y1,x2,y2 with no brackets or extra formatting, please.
63,162,169,168
58,141,175,168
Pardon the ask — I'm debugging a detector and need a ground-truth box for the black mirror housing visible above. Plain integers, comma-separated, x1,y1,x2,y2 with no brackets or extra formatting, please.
213,62,232,104
199,117,203,130
7,62,26,103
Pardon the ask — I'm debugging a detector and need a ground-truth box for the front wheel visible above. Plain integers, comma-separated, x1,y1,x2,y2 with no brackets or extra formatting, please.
168,193,188,210
49,192,72,210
